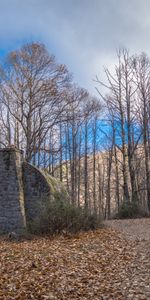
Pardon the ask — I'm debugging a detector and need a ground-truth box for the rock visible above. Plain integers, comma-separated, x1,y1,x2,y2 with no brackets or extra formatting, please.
8,232,19,240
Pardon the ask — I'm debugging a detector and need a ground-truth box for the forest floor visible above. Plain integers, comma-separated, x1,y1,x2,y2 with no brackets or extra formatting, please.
105,218,150,299
0,218,149,300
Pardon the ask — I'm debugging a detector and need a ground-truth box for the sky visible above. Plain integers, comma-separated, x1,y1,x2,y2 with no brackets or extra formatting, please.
0,0,150,95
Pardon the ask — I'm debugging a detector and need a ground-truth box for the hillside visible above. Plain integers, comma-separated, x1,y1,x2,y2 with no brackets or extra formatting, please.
53,145,148,218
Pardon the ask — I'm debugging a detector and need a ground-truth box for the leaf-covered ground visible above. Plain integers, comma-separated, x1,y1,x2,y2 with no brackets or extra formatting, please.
0,219,150,300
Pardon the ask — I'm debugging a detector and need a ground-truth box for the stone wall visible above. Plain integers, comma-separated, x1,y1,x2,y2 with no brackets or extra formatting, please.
0,148,26,233
0,147,66,233
23,162,51,221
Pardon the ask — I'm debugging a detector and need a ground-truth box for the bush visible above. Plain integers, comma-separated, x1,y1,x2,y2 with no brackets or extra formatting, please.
116,201,149,219
28,197,102,235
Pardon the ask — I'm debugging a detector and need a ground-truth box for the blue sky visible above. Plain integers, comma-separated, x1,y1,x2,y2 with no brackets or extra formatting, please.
1,0,150,95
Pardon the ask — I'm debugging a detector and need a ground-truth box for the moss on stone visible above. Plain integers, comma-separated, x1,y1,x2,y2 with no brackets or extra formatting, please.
42,170,69,202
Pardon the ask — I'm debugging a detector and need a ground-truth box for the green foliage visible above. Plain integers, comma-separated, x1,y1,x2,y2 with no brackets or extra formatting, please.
29,198,102,235
116,201,149,219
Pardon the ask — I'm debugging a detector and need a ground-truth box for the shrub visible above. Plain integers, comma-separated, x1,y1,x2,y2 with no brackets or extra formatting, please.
28,198,102,235
116,201,149,219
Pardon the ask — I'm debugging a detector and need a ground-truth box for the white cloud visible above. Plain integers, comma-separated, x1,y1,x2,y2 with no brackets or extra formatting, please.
0,0,150,95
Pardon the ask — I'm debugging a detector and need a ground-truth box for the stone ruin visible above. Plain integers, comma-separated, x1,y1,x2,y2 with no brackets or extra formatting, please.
0,147,66,233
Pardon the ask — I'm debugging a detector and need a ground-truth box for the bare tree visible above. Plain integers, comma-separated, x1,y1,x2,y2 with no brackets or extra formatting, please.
0,43,71,161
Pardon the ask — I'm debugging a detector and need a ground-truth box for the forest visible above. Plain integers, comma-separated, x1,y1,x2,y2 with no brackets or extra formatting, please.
0,43,149,218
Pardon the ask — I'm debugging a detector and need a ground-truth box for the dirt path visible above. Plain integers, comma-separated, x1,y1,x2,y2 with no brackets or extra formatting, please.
105,218,150,241
105,218,150,299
